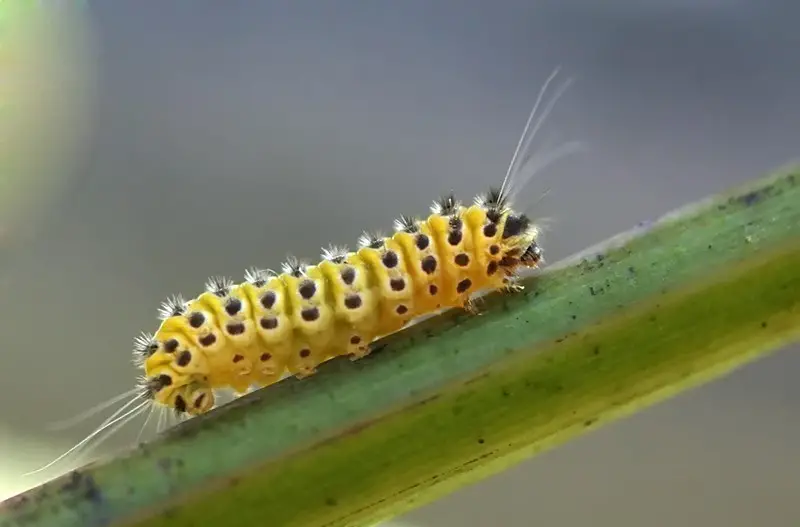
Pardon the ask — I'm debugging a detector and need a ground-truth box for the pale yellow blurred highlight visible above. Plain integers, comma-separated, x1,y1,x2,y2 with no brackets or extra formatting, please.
1,1,96,237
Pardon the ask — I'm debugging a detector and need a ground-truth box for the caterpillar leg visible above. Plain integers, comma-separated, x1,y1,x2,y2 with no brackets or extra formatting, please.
347,332,374,361
462,296,484,315
287,342,321,378
365,341,388,358
290,365,317,379
233,386,254,399
502,276,525,294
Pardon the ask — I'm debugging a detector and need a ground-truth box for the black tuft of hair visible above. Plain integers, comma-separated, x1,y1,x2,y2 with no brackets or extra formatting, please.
502,214,531,239
158,294,187,320
281,256,307,277
357,231,385,250
448,215,463,231
485,209,502,224
476,186,511,225
476,187,508,211
132,332,158,365
205,276,234,297
393,215,419,233
244,267,273,287
431,193,460,216
138,373,172,400
321,245,349,263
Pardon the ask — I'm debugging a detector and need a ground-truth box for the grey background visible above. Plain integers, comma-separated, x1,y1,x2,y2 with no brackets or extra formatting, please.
1,1,798,526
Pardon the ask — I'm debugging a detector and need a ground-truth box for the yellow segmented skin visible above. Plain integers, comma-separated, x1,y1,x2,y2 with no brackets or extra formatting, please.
135,192,543,417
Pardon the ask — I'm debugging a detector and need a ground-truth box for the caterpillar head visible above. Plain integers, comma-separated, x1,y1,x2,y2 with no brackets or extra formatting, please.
496,213,544,273
520,241,543,268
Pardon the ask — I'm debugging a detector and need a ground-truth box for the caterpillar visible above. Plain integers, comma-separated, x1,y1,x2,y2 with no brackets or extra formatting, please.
139,189,544,416
28,68,580,476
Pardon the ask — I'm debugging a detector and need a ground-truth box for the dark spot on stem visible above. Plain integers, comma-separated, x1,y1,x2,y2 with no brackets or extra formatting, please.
739,190,762,206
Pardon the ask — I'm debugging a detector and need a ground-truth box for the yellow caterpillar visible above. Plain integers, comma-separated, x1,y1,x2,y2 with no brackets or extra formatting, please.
138,192,543,416
28,68,579,476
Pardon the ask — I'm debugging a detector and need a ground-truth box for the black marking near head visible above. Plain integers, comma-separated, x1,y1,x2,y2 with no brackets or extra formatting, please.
188,312,205,329
344,294,362,309
502,214,531,239
205,276,234,297
225,298,242,316
244,267,272,287
281,257,306,278
456,278,472,294
415,233,430,250
432,193,459,215
477,187,511,229
158,295,187,320
358,232,385,250
476,187,509,214
382,251,399,269
301,307,320,322
261,291,276,310
340,267,356,285
298,280,316,300
260,317,278,330
421,255,437,274
321,245,349,263
393,215,419,233
133,333,158,361
390,278,405,291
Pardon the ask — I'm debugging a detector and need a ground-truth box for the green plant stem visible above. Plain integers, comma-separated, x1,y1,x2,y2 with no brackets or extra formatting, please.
2,167,799,527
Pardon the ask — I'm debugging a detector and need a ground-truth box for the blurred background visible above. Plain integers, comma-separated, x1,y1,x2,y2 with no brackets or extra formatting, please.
1,1,798,525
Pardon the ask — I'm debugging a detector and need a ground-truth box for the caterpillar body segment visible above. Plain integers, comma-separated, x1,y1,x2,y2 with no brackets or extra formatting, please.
281,264,338,376
242,269,295,380
138,195,543,417
317,255,378,360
